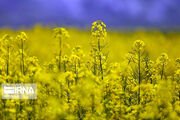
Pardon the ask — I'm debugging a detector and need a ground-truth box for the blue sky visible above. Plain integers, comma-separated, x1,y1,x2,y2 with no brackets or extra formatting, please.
0,0,180,29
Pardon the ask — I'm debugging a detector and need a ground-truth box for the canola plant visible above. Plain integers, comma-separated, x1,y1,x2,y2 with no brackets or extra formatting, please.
0,21,180,120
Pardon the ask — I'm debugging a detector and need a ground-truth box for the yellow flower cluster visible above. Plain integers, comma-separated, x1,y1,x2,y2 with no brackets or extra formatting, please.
91,20,107,38
0,21,179,120
16,32,27,41
53,27,70,40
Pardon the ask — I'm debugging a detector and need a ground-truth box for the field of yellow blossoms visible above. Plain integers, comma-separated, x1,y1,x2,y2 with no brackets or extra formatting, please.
0,21,180,119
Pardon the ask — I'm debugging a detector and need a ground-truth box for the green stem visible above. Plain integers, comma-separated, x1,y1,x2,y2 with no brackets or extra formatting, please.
74,62,78,84
161,63,164,80
98,39,103,80
63,61,66,72
58,39,62,71
93,55,97,75
6,45,9,76
138,50,141,104
21,39,25,75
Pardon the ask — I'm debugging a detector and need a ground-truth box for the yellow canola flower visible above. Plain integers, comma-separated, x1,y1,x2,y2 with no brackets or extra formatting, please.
91,20,107,38
157,53,169,65
16,32,27,41
133,39,145,52
53,27,70,40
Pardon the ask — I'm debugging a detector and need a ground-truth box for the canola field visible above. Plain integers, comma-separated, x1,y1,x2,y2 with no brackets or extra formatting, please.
0,21,180,120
